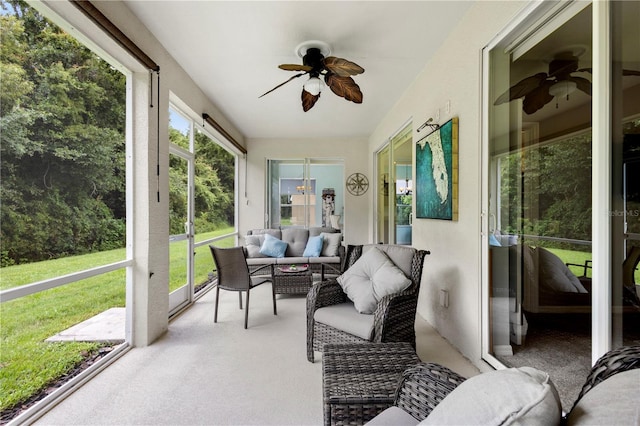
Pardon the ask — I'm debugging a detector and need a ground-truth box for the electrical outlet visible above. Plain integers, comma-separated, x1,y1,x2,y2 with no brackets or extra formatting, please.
440,289,449,308
445,100,451,114
435,108,440,121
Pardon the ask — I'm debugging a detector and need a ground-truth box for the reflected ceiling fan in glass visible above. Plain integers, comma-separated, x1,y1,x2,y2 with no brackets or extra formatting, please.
494,48,640,114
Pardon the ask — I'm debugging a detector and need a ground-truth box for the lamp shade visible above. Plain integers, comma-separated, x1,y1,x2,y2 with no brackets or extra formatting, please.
303,76,324,96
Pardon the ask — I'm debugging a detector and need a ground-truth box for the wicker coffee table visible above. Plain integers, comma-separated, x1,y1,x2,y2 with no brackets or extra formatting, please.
272,265,313,295
322,342,421,426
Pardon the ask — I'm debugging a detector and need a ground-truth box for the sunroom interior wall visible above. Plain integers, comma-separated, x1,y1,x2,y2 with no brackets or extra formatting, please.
367,0,526,365
243,137,369,245
42,0,247,346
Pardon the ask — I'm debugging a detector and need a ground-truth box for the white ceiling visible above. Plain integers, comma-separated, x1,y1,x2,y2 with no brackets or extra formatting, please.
123,1,473,139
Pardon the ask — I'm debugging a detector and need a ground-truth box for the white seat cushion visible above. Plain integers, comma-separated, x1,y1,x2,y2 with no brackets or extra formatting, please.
313,302,375,340
366,407,419,426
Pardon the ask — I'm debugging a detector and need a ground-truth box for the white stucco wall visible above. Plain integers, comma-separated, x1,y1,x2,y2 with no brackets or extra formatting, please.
367,1,527,364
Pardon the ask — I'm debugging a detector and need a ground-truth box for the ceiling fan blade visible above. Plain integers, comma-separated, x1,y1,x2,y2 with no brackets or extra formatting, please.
568,76,592,96
325,73,363,103
279,64,313,72
323,57,365,77
578,67,640,77
494,73,548,105
522,81,554,115
259,72,307,98
301,89,320,112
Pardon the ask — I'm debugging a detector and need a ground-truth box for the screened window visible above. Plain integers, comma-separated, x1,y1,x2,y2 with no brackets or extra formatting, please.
0,1,128,417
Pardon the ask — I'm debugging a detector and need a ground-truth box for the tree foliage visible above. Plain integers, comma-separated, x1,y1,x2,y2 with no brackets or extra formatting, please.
1,1,236,265
499,133,592,248
168,128,234,235
1,1,126,264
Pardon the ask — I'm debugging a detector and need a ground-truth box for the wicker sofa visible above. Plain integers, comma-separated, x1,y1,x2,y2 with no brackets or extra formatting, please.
243,227,344,280
307,244,429,362
366,345,640,425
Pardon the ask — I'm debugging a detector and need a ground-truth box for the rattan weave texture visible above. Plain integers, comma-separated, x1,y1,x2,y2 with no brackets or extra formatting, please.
272,268,313,295
393,363,466,421
322,342,420,426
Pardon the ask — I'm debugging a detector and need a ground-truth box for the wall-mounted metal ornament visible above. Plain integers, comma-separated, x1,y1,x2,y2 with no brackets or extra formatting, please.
346,173,369,196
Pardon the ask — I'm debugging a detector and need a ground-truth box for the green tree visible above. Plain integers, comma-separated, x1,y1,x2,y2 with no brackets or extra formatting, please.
1,1,126,264
499,133,592,247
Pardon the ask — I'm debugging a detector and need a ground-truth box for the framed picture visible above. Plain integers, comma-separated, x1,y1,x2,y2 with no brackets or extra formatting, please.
415,117,458,220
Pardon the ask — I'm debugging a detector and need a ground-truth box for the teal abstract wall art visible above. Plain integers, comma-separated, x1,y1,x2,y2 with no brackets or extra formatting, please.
415,117,458,220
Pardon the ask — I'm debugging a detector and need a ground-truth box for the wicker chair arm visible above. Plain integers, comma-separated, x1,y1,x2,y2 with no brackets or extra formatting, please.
372,290,418,343
306,279,348,362
307,279,348,312
248,263,272,277
394,362,466,421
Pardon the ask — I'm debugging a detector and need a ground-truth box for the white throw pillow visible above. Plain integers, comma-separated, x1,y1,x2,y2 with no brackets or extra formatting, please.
420,367,562,425
337,247,411,314
320,232,342,256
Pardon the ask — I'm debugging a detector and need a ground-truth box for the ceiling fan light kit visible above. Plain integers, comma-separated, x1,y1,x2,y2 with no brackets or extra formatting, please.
260,40,365,112
303,76,324,96
549,80,577,99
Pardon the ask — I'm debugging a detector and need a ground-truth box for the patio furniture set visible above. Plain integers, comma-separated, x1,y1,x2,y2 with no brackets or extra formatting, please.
244,227,345,282
211,236,640,425
324,342,640,425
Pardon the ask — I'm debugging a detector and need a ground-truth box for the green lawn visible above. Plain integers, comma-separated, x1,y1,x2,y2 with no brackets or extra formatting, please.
546,247,592,278
0,228,234,413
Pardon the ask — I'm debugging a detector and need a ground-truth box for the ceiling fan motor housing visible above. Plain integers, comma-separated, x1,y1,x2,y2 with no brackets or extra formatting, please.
548,51,581,79
303,48,325,75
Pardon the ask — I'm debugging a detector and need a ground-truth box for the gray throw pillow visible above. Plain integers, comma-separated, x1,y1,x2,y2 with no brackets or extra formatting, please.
566,370,640,425
337,247,411,314
244,235,266,258
320,232,342,256
420,367,562,425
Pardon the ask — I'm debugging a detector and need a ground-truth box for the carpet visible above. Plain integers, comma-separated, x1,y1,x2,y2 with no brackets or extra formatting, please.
496,312,640,413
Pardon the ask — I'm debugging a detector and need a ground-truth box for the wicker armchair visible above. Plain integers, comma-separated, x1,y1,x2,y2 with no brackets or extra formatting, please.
307,244,429,362
366,345,640,425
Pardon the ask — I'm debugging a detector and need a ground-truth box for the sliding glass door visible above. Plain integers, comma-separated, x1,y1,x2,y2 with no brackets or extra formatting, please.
483,0,640,411
610,0,640,350
267,159,344,230
376,123,413,245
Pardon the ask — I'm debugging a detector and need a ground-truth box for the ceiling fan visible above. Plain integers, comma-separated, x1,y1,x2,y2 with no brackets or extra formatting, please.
494,49,640,114
259,40,365,112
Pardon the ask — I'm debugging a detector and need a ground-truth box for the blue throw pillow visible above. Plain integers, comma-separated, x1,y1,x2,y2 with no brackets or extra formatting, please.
259,234,288,258
303,235,324,257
